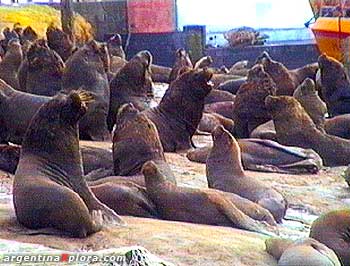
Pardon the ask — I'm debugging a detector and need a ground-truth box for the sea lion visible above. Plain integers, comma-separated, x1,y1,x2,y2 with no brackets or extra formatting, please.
112,103,171,179
18,39,65,96
62,40,111,141
20,26,38,44
0,79,50,144
232,64,277,138
249,120,277,141
325,114,350,139
310,209,350,266
142,160,277,234
216,77,247,94
168,48,193,83
265,95,350,166
46,24,74,62
199,112,235,134
211,73,243,88
107,33,125,59
107,50,154,131
206,126,287,222
293,78,327,131
317,53,350,116
13,91,123,238
187,138,322,174
143,68,213,152
204,89,236,104
266,237,341,266
0,39,22,90
194,55,213,69
228,60,249,76
90,179,158,219
257,51,318,95
204,101,235,120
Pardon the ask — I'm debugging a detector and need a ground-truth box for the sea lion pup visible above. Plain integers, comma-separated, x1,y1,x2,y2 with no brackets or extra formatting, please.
265,95,350,166
0,39,22,90
256,51,318,95
18,39,65,96
293,78,327,131
168,48,193,83
46,24,74,62
206,126,287,222
317,53,350,116
232,63,277,138
13,91,124,238
107,50,154,131
107,33,125,59
62,40,111,141
142,160,277,234
310,209,350,266
265,237,341,266
143,68,213,152
112,103,175,181
325,114,350,139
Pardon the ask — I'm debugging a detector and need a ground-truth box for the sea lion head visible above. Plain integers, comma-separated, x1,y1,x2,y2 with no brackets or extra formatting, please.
7,38,22,53
46,24,74,61
245,64,277,95
142,160,167,185
21,26,38,43
175,48,193,68
212,125,236,148
179,68,214,99
294,78,317,97
84,40,110,73
107,34,125,59
115,102,139,128
27,39,65,76
265,95,294,116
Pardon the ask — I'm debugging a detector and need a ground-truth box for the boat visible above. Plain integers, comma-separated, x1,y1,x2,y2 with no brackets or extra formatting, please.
309,0,350,62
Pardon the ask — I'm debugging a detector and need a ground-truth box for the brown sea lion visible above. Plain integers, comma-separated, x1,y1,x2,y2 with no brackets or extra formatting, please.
13,91,123,238
216,77,247,94
206,126,287,222
204,101,235,120
62,40,111,141
187,138,322,174
108,50,154,131
18,39,65,96
204,89,236,104
21,26,38,43
265,95,350,166
168,48,193,83
317,53,350,116
266,237,341,266
0,79,50,144
199,112,235,134
142,160,277,235
249,120,277,141
310,209,350,266
325,114,350,139
257,51,318,95
107,34,125,59
293,78,327,131
211,73,243,88
0,39,22,90
143,68,213,152
46,24,74,62
112,103,171,179
232,64,277,138
90,180,158,219
194,55,213,69
228,60,249,76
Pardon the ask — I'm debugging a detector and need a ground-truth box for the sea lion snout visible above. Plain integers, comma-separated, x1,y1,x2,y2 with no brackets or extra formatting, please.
142,160,159,179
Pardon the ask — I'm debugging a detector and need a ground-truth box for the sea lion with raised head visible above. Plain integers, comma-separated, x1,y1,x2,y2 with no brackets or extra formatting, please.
168,48,193,83
265,237,341,266
317,53,350,116
310,209,350,266
107,33,125,59
62,40,111,141
265,95,350,166
46,24,75,62
0,39,22,90
107,50,154,131
142,160,277,234
256,51,318,95
232,64,277,138
18,39,65,96
13,91,123,238
206,126,287,222
143,68,213,152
